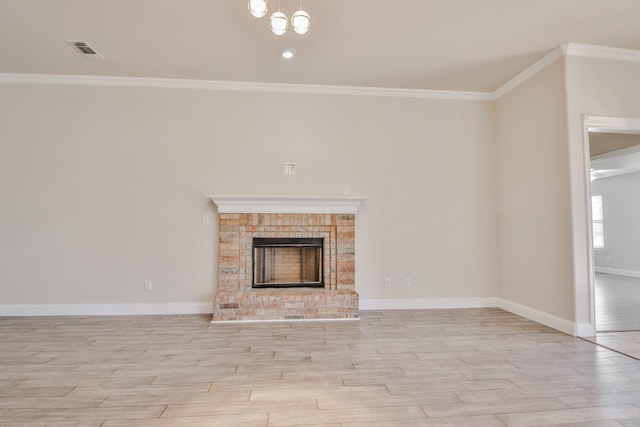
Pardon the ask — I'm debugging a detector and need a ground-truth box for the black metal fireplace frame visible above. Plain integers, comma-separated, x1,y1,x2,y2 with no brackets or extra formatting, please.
252,237,324,288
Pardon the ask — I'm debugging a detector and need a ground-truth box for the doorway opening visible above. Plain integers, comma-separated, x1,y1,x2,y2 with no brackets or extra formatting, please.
581,117,640,358
589,133,640,332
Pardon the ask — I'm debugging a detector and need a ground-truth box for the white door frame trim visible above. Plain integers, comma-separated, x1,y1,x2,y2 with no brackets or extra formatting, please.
577,115,640,336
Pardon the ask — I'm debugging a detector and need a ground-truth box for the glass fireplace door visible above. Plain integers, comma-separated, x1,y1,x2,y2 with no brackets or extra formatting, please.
252,238,323,288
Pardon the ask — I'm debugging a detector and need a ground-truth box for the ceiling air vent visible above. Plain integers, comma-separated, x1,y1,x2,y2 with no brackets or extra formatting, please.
66,40,104,59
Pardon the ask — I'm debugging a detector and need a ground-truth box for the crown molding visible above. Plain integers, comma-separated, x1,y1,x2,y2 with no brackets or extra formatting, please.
564,43,640,63
491,43,640,100
1,44,638,101
490,46,565,100
0,73,492,101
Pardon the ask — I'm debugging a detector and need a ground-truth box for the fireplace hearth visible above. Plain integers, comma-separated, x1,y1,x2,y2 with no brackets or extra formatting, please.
207,195,366,321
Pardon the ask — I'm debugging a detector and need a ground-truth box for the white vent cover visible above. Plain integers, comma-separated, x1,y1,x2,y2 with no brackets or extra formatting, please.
284,163,296,175
66,40,104,59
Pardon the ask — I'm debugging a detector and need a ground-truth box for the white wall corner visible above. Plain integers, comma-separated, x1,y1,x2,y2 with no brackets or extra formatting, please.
359,298,498,311
0,303,213,317
496,298,576,336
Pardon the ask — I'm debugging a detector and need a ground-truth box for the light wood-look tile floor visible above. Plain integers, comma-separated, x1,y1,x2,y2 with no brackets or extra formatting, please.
583,273,640,360
585,331,640,362
595,273,640,332
3,309,640,426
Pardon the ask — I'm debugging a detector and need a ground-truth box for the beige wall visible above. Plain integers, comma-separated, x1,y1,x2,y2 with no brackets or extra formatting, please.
492,55,640,331
5,54,635,325
494,59,575,321
0,83,498,306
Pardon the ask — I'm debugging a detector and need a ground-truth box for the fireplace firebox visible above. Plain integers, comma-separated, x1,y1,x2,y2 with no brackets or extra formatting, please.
252,237,324,288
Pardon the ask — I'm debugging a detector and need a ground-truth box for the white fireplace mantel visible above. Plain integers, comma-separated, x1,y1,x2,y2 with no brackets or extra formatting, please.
207,195,367,214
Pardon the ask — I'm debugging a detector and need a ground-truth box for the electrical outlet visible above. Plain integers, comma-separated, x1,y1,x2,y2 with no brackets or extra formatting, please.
144,280,153,291
203,215,210,225
384,278,391,288
404,277,412,288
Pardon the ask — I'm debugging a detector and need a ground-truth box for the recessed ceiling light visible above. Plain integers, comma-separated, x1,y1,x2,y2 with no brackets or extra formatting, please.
279,47,296,60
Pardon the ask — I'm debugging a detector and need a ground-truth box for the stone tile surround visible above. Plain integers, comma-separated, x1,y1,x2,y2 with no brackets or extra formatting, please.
207,196,366,321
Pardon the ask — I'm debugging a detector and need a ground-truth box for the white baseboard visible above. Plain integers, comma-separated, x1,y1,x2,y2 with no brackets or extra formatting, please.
0,300,589,337
359,297,498,311
496,298,576,336
595,266,640,278
359,297,580,336
575,322,596,337
0,303,212,317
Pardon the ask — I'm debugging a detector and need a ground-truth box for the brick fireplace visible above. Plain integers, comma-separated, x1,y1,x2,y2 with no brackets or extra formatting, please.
207,195,366,321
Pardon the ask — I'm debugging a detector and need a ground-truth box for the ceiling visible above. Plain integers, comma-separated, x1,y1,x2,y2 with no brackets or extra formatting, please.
591,133,640,180
590,133,640,158
1,0,640,92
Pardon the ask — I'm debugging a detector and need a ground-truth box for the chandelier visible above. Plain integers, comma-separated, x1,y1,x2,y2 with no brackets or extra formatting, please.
248,0,311,36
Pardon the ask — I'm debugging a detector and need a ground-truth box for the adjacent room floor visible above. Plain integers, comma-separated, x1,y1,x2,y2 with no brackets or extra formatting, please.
584,273,640,361
586,331,640,361
3,309,640,426
595,273,640,332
